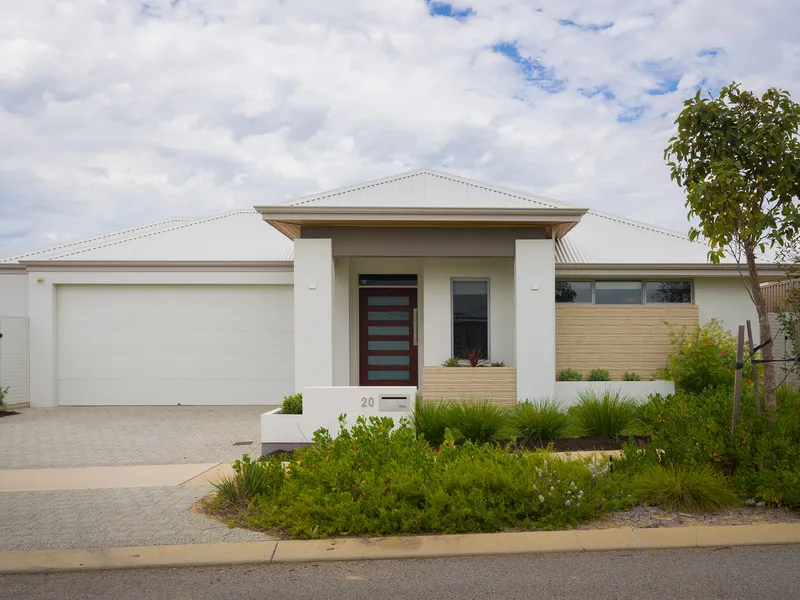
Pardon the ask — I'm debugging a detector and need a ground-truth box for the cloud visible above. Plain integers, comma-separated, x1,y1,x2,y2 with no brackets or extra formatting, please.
0,0,798,256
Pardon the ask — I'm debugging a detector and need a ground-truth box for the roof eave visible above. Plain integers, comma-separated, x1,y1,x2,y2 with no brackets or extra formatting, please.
0,263,26,273
255,206,588,240
555,263,786,279
17,260,293,272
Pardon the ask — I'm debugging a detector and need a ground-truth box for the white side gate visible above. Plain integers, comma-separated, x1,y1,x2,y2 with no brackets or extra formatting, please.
0,317,30,408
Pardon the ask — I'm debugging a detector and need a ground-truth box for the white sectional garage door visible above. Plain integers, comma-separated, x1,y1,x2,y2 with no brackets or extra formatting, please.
57,285,294,406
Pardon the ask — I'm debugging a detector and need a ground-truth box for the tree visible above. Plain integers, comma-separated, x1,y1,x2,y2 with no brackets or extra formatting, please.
664,82,800,421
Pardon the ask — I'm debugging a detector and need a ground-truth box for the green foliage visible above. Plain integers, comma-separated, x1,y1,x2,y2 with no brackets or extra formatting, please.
241,416,623,538
638,386,800,508
588,369,611,382
510,399,570,442
449,400,508,445
281,393,303,415
411,399,453,445
664,83,800,264
0,386,7,409
570,390,637,438
631,463,740,512
623,372,641,382
442,357,460,367
490,361,507,367
558,369,582,382
212,455,279,506
656,319,738,393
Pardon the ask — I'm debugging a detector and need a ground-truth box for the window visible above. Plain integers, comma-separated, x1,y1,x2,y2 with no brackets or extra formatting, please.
594,281,642,304
452,279,489,359
646,281,692,304
556,281,592,303
555,280,693,305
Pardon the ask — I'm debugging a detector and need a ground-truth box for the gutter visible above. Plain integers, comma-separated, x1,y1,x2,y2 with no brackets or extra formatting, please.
17,260,294,273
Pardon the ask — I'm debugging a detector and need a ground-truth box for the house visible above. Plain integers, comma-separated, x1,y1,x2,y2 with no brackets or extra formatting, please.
0,169,781,409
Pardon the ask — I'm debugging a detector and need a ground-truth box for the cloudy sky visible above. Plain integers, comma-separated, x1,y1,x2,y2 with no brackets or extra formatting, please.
1,0,798,257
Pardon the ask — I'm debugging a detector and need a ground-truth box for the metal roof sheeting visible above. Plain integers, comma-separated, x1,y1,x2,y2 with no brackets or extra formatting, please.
4,211,293,263
0,170,766,267
281,169,567,210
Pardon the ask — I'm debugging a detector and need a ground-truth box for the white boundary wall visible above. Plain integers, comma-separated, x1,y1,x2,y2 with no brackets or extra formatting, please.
261,386,416,448
554,381,675,406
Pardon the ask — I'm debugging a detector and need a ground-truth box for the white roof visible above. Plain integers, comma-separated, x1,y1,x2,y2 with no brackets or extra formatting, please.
2,211,293,263
0,169,763,268
280,169,565,209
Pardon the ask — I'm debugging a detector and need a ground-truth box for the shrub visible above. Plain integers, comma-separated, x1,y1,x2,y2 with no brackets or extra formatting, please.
411,399,453,445
490,360,506,367
631,463,740,512
570,390,637,437
656,319,738,393
559,369,582,381
449,400,508,444
638,386,800,508
281,393,303,414
511,399,570,442
442,357,460,367
588,369,611,382
624,372,641,381
241,416,619,538
0,386,7,409
212,455,278,506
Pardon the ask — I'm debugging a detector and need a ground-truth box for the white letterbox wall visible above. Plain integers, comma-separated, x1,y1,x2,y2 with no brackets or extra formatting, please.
261,386,416,451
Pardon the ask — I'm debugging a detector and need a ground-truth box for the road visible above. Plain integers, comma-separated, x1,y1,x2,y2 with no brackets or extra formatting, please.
2,545,799,600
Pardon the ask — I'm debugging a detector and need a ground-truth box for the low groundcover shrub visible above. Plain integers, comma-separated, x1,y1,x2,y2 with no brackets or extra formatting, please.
281,393,303,415
218,416,629,538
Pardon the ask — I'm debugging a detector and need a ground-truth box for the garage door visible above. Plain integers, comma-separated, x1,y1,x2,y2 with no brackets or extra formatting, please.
57,285,294,405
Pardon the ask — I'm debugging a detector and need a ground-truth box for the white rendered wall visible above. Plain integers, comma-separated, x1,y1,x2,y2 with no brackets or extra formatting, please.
554,381,676,406
0,273,29,317
515,239,556,401
333,257,350,386
293,239,334,392
421,258,514,367
694,277,759,336
261,386,417,446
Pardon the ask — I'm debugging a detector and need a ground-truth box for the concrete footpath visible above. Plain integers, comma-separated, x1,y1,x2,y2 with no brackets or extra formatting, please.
2,524,800,574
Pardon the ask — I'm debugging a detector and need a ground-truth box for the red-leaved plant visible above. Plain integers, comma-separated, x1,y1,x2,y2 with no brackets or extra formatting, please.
462,348,483,367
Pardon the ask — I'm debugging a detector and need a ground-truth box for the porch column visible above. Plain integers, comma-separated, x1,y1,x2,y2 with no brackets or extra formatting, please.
515,239,556,401
293,238,334,392
28,273,57,407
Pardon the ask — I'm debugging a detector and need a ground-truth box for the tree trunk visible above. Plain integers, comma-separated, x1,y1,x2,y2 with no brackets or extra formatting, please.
744,243,777,423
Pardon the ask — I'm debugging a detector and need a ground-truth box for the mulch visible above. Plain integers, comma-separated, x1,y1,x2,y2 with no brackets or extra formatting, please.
0,410,20,419
262,435,649,458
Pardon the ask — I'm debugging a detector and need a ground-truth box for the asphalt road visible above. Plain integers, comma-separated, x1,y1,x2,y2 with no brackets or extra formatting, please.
3,545,800,600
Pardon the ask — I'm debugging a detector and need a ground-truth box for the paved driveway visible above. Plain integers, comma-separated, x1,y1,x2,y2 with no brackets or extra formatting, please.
0,406,274,469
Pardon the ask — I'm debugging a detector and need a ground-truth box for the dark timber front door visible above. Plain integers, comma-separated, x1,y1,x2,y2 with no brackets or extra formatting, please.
359,287,418,386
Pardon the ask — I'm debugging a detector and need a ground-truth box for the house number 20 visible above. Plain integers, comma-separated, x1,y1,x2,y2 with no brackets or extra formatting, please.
361,396,375,407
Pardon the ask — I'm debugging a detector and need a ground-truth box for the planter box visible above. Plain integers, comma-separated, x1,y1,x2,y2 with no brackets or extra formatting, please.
421,366,517,406
554,381,675,407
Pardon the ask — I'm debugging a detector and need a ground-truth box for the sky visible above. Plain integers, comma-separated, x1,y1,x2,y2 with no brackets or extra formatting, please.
1,0,799,257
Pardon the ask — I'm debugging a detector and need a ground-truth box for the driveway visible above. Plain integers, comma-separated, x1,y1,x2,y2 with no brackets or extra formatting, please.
0,406,274,469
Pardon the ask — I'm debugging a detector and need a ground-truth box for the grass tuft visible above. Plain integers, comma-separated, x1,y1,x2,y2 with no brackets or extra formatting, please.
511,399,570,441
631,463,740,512
570,390,637,437
449,400,508,445
212,458,273,506
411,398,453,445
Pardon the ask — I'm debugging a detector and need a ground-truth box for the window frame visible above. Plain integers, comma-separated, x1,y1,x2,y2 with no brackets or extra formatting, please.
555,280,694,305
450,277,491,361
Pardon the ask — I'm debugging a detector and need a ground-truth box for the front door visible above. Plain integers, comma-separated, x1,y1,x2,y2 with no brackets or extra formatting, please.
359,288,418,386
